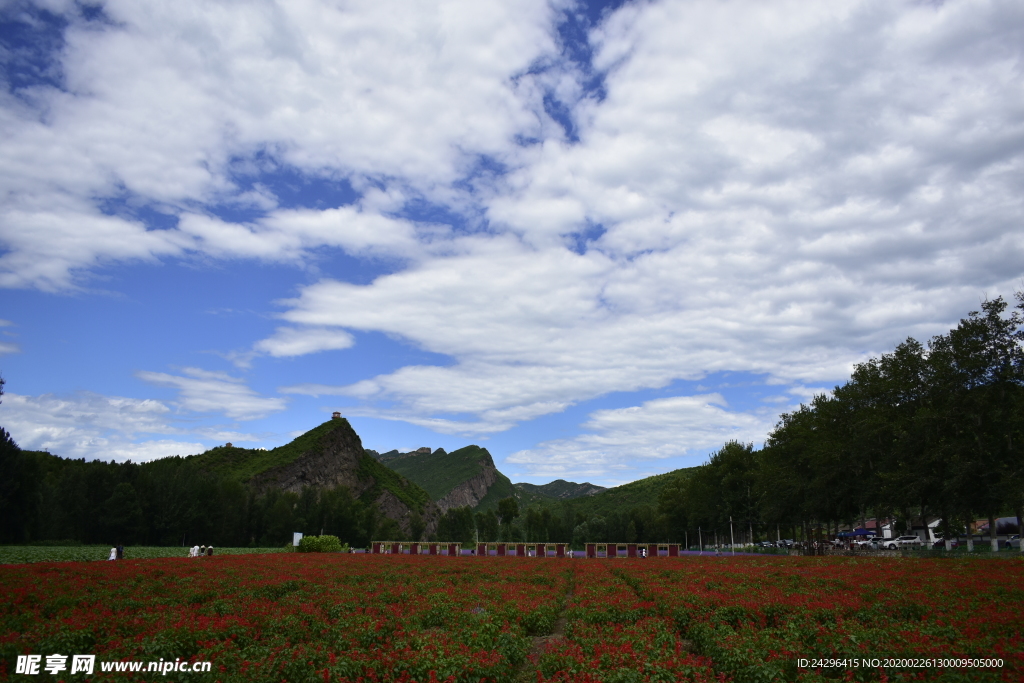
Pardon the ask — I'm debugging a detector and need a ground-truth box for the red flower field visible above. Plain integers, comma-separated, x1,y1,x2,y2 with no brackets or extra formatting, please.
1,553,1021,682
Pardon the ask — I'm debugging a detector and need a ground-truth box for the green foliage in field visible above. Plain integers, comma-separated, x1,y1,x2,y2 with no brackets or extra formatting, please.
0,554,570,683
297,535,346,553
0,546,287,564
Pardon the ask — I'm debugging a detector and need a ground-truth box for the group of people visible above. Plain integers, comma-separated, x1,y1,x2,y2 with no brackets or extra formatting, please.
188,545,214,557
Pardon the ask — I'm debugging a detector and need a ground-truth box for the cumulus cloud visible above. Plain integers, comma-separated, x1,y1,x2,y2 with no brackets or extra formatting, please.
507,394,778,480
135,367,287,420
0,391,205,462
264,0,1024,453
254,326,355,358
4,0,1024,476
0,0,565,288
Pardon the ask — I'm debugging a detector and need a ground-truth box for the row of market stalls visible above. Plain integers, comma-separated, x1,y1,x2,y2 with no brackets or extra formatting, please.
370,542,684,557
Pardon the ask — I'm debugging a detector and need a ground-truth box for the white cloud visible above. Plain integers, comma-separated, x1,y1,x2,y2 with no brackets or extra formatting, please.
0,342,19,355
261,0,1024,458
0,391,204,462
506,394,777,480
254,326,355,357
0,0,564,288
136,367,287,420
4,0,1024,477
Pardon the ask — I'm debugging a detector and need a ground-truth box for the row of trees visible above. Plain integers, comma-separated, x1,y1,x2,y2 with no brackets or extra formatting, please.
663,296,1024,546
435,496,673,548
0,436,401,547
4,295,1019,548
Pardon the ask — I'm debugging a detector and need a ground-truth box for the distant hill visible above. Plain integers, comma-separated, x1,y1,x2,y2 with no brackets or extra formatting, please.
368,446,432,465
369,445,516,512
526,467,697,518
191,418,438,536
515,479,606,500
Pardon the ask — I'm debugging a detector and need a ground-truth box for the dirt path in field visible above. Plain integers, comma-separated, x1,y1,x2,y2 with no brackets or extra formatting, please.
513,579,574,682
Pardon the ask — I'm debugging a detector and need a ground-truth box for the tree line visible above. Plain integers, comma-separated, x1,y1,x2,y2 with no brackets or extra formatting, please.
660,295,1024,546
436,495,672,548
4,296,1020,549
0,433,402,548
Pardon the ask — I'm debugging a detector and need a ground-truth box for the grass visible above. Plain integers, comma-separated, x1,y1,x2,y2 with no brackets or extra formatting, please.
0,545,289,564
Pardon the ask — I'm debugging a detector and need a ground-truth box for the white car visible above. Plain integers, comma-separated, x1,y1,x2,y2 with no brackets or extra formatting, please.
853,537,880,549
883,535,922,549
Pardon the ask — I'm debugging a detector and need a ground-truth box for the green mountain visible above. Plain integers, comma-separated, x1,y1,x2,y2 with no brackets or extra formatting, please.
189,419,341,483
190,417,436,532
515,479,606,500
0,417,440,545
527,467,697,519
369,445,516,512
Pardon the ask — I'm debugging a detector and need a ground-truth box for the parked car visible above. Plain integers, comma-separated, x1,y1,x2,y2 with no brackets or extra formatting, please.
884,535,922,549
1003,535,1020,550
777,539,795,548
853,538,880,550
932,537,959,549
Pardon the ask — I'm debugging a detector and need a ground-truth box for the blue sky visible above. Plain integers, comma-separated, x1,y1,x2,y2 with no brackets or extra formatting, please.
2,0,1023,486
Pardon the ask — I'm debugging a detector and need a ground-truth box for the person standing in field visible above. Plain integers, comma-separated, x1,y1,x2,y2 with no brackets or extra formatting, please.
108,547,116,561
207,545,213,557
116,544,124,560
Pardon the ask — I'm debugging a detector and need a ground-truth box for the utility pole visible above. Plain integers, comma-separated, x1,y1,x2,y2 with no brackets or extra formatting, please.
698,527,702,554
730,516,735,555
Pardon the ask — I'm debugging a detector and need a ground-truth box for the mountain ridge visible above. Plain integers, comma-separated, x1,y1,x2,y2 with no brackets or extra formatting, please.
191,417,439,537
369,445,516,512
514,479,606,500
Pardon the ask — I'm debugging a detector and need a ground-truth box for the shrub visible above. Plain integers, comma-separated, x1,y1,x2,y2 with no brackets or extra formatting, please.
296,535,347,553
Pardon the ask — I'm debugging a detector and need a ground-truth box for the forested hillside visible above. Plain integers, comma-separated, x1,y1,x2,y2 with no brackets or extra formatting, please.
514,479,605,501
4,297,1019,549
659,296,1024,546
0,418,430,547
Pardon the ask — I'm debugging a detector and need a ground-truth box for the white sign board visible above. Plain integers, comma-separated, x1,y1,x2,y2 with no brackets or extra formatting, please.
293,532,303,547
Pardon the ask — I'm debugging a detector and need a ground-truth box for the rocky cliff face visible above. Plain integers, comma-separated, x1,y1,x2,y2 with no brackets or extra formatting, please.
436,461,499,512
249,419,439,538
250,420,366,494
